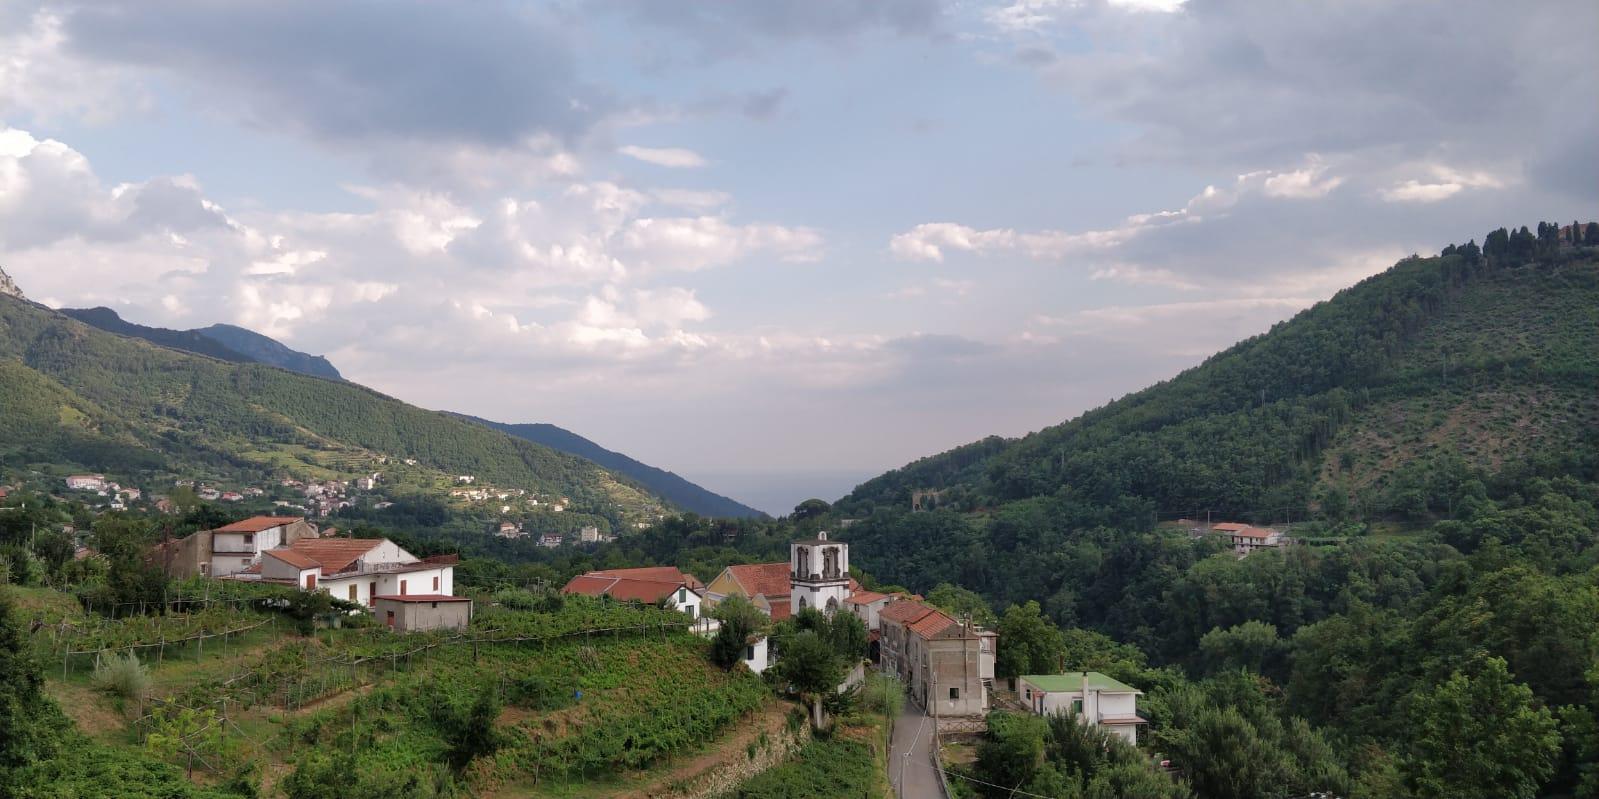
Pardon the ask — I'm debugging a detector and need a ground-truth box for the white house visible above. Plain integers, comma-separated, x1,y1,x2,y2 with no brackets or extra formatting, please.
255,537,459,609
65,474,107,491
208,516,318,577
1018,672,1147,744
561,566,713,632
844,590,893,631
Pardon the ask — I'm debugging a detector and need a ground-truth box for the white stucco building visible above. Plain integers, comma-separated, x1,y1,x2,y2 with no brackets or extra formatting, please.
790,531,851,617
1018,672,1147,744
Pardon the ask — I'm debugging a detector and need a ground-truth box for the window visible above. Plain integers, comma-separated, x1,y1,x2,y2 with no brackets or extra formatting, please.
349,585,358,602
678,587,686,602
949,687,960,700
304,573,316,590
400,579,408,596
242,533,253,546
1071,699,1083,715
432,576,440,591
745,645,755,660
1024,689,1032,700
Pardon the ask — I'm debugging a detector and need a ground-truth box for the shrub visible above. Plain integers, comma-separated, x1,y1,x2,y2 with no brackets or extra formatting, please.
91,651,150,702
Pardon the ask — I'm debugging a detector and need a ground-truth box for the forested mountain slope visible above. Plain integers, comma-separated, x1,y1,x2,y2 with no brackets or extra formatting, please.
0,295,665,517
841,231,1599,524
196,323,344,381
61,307,343,380
463,416,766,519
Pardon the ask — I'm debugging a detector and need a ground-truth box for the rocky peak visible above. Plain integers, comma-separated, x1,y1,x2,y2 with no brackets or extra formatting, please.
0,266,23,300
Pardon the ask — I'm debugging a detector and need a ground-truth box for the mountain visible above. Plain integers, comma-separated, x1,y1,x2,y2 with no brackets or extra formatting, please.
59,306,343,381
196,323,343,381
0,293,668,523
462,417,767,519
60,307,255,365
836,228,1599,598
0,265,23,300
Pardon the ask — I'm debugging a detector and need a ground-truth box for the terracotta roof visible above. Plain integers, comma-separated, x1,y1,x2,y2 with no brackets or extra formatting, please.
288,538,384,574
562,566,704,604
373,594,470,603
908,609,957,639
215,516,305,533
769,603,792,621
727,562,791,598
845,590,889,606
263,549,321,570
1211,522,1251,532
1231,527,1278,540
879,599,964,640
879,600,938,626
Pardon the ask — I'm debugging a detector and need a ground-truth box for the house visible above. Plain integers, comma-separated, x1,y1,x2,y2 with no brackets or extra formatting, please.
220,491,244,502
456,475,475,484
65,474,107,491
372,595,472,632
1018,672,1147,744
578,526,603,543
120,487,142,501
704,561,794,622
561,566,710,628
1222,525,1283,555
878,600,995,718
153,515,319,578
255,536,460,610
844,590,893,631
198,488,221,501
538,533,563,548
357,477,377,491
496,522,522,538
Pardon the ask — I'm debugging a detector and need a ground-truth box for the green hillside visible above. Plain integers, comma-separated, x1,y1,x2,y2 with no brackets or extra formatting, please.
841,234,1599,524
0,295,664,519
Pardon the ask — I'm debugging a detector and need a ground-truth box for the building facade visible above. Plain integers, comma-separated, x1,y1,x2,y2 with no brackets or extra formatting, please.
790,531,850,617
878,600,992,717
1018,672,1146,744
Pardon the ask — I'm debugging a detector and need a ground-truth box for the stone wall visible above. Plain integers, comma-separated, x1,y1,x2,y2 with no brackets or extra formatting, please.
649,713,810,799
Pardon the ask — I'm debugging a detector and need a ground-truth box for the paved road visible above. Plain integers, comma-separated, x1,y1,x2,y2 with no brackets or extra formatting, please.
891,702,942,799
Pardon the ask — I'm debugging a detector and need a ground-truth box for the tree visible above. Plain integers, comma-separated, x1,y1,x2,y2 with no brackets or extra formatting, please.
827,609,869,663
773,630,844,732
430,682,503,771
1403,657,1559,799
709,595,765,669
975,712,1047,796
996,601,1065,680
791,499,831,521
0,597,66,783
1198,621,1282,676
927,582,999,628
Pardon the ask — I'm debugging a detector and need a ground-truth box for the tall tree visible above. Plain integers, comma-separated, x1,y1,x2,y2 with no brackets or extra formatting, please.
996,601,1065,679
1403,657,1559,799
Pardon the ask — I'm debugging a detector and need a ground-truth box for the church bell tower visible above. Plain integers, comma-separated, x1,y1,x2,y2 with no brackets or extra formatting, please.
790,531,851,617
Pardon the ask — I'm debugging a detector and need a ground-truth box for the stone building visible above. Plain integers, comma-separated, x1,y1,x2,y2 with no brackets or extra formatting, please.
878,600,996,718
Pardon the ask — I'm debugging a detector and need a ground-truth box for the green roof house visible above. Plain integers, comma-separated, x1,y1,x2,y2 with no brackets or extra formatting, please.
1018,672,1147,744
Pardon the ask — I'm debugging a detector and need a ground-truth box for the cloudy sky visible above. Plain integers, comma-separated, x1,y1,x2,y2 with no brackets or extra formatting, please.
1,0,1594,513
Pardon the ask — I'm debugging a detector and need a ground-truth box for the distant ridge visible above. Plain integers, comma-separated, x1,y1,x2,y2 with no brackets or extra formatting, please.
60,307,342,380
197,323,343,381
463,416,768,519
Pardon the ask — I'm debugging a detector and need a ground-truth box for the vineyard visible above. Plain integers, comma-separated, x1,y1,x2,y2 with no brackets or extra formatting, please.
19,589,776,797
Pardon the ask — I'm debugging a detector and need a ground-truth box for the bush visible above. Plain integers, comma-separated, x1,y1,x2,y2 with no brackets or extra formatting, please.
861,673,905,718
91,651,150,702
505,673,576,711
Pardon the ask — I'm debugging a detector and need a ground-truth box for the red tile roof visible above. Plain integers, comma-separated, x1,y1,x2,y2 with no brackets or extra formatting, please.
263,549,320,570
727,562,791,599
562,566,702,604
845,590,889,606
879,600,964,640
1211,522,1251,532
215,516,305,533
373,594,470,603
288,538,384,575
1230,527,1278,540
769,603,792,622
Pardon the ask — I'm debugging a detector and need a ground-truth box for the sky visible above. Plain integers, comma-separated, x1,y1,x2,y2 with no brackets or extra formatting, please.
0,0,1594,515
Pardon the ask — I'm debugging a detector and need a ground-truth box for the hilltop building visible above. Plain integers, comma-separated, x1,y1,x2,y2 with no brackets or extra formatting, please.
790,531,851,617
1018,672,1147,744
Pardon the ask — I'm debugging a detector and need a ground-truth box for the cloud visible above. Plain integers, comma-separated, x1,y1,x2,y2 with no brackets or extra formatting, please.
55,1,602,148
619,145,708,168
1378,164,1508,204
606,0,946,58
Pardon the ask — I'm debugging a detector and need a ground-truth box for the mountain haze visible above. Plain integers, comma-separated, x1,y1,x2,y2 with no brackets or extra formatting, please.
60,306,343,380
463,416,767,518
196,323,344,381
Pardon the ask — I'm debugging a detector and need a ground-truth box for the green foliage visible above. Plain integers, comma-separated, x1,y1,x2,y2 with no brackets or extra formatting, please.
995,600,1064,679
860,673,905,719
710,594,766,668
429,681,503,771
1402,656,1559,799
730,738,879,798
926,582,999,628
91,650,151,702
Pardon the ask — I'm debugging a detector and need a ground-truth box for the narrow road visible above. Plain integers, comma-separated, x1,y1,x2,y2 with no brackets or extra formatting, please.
892,701,942,799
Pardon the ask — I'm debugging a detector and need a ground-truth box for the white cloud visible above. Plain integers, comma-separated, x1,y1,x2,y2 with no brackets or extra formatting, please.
1379,164,1508,204
619,145,708,168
